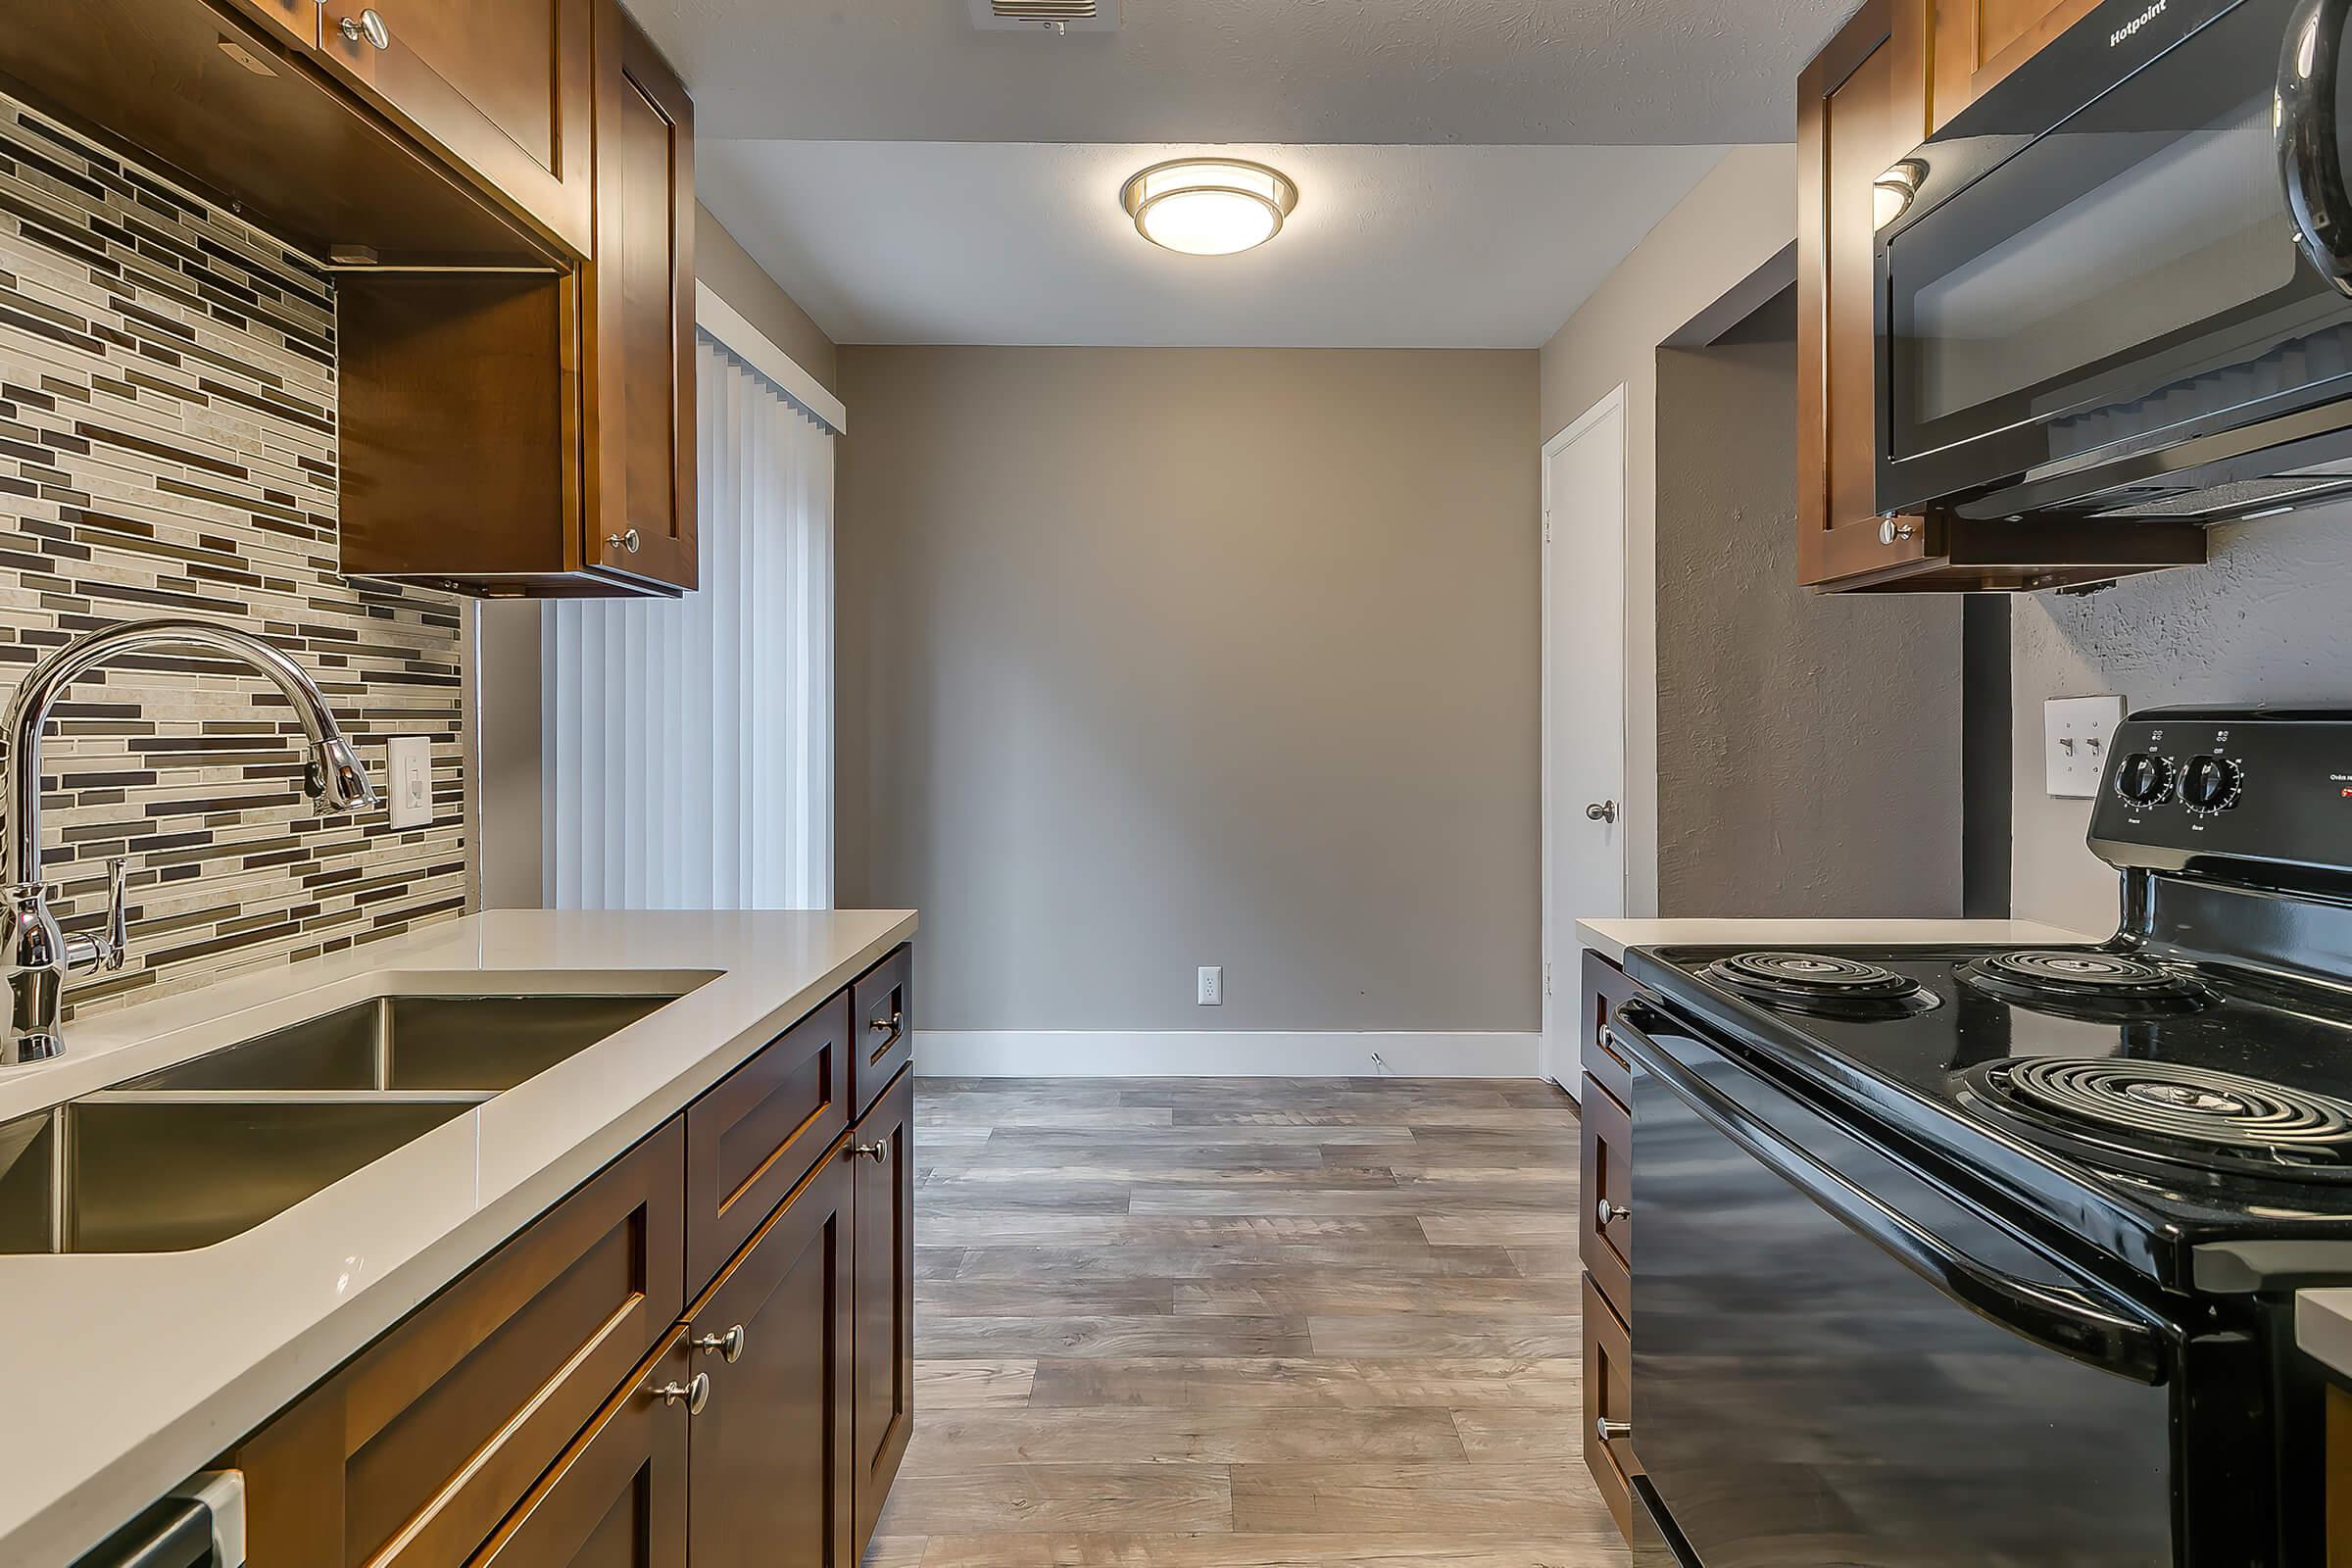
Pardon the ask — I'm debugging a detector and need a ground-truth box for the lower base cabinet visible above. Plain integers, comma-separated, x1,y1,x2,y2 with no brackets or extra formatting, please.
229,948,916,1568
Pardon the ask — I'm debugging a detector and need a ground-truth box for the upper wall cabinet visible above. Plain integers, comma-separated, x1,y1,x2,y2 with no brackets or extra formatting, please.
310,0,597,256
1795,0,2207,592
1903,0,2103,131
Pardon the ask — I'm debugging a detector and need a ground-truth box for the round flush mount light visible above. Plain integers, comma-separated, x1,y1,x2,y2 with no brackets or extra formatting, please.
1121,159,1298,256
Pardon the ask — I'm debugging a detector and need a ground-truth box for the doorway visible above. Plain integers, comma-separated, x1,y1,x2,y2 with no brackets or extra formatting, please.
1541,385,1630,1094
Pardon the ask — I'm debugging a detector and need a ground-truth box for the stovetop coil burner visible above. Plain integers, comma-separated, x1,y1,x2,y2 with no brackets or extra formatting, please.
1976,1056,2352,1180
1701,951,1939,1018
1959,950,2211,1017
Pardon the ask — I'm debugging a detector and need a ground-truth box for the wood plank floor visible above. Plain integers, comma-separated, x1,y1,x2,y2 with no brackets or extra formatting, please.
865,1076,1626,1567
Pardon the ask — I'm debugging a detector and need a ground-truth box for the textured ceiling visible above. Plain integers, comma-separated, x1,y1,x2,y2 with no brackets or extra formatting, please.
699,140,1728,347
633,0,1860,144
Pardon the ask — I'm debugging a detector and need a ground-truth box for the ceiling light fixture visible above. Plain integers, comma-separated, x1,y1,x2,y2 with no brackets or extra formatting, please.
1121,159,1298,256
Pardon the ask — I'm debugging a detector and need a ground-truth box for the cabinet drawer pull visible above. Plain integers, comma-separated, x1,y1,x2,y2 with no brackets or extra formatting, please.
855,1139,891,1163
655,1372,710,1415
1878,518,1917,546
337,8,390,48
695,1324,747,1363
1595,1416,1631,1443
607,527,642,555
1595,1198,1630,1228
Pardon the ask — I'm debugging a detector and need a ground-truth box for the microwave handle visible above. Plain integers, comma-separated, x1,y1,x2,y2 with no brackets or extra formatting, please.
1610,1002,2170,1386
2280,0,2352,295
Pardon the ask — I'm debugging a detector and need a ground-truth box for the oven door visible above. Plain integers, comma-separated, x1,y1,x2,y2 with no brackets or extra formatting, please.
1877,0,2352,522
1612,1003,2179,1567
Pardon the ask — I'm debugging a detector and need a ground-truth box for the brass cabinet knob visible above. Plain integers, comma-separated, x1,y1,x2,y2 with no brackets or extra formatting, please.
337,8,390,48
855,1139,891,1163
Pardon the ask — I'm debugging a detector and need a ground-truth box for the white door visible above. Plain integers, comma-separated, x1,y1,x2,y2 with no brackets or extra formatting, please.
1541,386,1629,1094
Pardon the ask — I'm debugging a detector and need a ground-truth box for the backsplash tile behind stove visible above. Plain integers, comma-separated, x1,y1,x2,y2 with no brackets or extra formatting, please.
0,92,470,1014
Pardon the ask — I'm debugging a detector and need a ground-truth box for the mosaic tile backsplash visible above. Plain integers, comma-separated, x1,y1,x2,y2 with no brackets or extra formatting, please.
0,93,470,1014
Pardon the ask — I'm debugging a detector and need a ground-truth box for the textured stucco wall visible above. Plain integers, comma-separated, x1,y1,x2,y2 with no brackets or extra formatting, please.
1654,318,1964,917
2012,504,2352,935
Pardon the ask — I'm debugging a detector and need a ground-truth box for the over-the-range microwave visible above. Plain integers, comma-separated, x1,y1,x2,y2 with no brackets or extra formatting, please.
1876,0,2352,526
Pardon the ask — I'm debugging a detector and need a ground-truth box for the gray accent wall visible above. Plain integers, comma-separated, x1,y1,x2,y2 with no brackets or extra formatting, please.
2011,506,2352,936
834,345,1541,1033
1653,305,1964,916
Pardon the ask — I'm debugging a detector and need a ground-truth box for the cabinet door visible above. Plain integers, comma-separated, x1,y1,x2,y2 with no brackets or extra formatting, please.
585,0,698,593
853,1068,915,1553
467,1330,690,1568
1918,0,2103,130
237,1121,685,1567
221,0,321,49
1795,0,1933,588
850,945,913,1119
686,1138,858,1568
685,991,852,1294
318,0,596,255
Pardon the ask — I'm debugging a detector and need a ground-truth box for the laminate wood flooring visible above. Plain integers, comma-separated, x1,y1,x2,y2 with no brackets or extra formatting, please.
865,1076,1626,1567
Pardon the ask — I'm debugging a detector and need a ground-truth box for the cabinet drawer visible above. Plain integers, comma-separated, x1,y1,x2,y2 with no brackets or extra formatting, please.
1583,1273,1637,1543
850,946,913,1120
466,1327,688,1567
1579,1072,1632,1322
238,1120,685,1567
687,992,852,1293
853,1067,916,1552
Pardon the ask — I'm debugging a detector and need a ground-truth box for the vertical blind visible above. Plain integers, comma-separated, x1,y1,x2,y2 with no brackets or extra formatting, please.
542,331,835,909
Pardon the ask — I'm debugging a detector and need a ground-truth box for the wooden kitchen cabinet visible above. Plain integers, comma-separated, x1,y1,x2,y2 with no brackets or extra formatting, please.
337,0,698,596
1902,0,2103,131
852,945,915,1119
1580,950,1642,1544
685,992,852,1293
853,1067,917,1553
1795,0,2207,591
315,0,596,256
685,1138,859,1568
221,0,321,48
467,1329,691,1568
235,1121,685,1567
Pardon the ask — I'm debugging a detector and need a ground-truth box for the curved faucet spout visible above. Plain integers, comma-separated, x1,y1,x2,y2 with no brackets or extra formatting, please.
3,618,378,890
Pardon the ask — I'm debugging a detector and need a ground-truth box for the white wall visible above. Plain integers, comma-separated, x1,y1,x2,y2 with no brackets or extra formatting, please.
2011,504,2352,935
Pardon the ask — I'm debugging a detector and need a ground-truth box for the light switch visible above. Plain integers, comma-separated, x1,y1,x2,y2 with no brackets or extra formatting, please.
2043,695,2128,798
387,735,434,829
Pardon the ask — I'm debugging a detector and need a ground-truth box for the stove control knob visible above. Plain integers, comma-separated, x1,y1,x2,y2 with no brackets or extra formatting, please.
2114,751,2175,806
2180,755,2244,814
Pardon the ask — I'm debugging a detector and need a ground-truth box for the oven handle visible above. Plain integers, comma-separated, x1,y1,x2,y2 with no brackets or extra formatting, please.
2279,0,2352,296
1610,1003,2170,1386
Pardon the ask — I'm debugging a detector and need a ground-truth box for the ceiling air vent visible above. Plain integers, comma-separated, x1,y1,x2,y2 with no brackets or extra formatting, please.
969,0,1118,32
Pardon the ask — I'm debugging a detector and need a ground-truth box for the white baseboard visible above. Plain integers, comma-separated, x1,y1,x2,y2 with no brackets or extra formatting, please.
914,1030,1543,1079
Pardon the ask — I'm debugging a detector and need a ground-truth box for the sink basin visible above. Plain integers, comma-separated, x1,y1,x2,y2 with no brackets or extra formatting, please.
121,994,677,1094
0,1095,473,1254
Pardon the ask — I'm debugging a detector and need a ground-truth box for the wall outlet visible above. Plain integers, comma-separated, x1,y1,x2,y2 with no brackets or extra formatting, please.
386,735,434,828
2043,695,2128,798
1197,966,1222,1006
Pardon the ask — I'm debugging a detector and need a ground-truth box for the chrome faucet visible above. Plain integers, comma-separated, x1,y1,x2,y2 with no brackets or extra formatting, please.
1,619,378,1064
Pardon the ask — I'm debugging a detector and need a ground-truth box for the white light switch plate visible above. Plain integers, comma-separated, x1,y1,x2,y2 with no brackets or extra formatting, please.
387,735,434,828
2043,695,2128,798
1197,966,1222,1006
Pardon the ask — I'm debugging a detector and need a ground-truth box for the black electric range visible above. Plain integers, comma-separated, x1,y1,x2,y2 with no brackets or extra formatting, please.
1609,708,2352,1568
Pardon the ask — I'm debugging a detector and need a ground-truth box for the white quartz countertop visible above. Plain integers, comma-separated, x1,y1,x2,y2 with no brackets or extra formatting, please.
1574,916,2099,965
2297,1291,2352,1382
0,906,916,1566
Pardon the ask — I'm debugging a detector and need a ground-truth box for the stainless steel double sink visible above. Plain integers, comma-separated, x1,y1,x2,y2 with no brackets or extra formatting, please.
0,993,678,1255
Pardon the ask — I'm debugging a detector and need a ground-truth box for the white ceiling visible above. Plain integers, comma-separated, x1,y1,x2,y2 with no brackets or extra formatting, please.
634,0,1856,145
699,139,1729,347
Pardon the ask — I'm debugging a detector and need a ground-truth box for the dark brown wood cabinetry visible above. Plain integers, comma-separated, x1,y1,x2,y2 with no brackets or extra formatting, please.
1579,950,1642,1544
853,1067,917,1552
1906,0,2103,130
686,1141,858,1568
315,0,597,255
234,949,917,1568
1795,0,2206,592
852,946,915,1118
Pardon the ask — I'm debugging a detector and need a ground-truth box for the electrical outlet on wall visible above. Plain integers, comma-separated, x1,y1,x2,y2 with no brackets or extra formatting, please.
386,735,434,828
1197,966,1222,1006
2044,695,2129,799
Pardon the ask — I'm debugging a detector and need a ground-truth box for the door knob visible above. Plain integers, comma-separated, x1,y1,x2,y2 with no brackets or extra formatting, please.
1585,801,1618,824
337,8,389,48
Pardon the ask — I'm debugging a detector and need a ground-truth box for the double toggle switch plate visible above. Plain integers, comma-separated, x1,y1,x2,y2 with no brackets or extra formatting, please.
2044,695,2129,799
